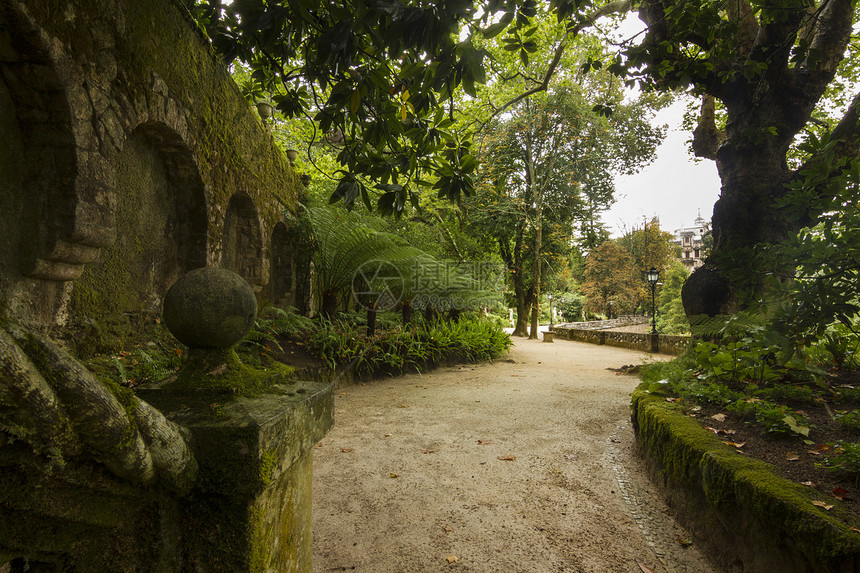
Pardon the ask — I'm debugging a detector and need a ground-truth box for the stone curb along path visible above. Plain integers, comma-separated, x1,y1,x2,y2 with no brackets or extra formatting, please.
311,338,716,572
632,387,860,572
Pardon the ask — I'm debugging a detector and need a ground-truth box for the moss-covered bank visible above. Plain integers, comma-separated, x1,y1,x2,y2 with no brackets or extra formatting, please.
631,383,860,572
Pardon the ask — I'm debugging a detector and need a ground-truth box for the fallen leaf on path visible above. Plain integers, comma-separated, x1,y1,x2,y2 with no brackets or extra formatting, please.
477,440,494,446
390,473,398,478
675,536,693,547
710,413,727,422
445,555,459,564
564,454,577,461
832,486,851,500
340,448,354,453
816,444,833,453
444,525,453,532
637,562,655,573
812,500,834,510
722,441,746,448
314,442,324,449
665,397,680,402
384,433,392,437
851,527,860,534
706,426,736,436
786,452,800,461
610,438,621,443
398,404,410,408
422,449,437,454
497,455,516,461
801,481,818,489
807,449,822,456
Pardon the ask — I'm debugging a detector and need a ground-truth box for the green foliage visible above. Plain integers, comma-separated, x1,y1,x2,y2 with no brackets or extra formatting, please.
727,399,811,438
617,218,678,313
640,355,743,406
835,410,860,432
82,323,183,388
581,241,639,316
308,315,511,378
656,262,690,335
823,442,860,481
470,82,664,328
556,292,584,322
192,0,493,213
693,339,783,387
238,305,316,367
755,383,816,405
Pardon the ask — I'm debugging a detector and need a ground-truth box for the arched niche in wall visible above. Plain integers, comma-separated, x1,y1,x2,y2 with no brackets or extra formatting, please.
268,222,294,308
223,193,263,289
70,121,208,320
0,6,77,311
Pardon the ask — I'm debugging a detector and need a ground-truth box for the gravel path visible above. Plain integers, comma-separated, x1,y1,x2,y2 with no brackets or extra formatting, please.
312,337,715,572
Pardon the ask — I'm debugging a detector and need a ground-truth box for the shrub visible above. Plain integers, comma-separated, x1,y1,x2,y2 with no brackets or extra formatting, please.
308,315,511,378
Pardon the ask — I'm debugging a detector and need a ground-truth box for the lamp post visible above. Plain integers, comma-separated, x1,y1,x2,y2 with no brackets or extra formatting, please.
647,267,659,335
548,293,553,328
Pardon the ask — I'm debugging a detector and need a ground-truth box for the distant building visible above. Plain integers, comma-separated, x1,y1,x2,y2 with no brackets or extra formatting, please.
673,213,709,270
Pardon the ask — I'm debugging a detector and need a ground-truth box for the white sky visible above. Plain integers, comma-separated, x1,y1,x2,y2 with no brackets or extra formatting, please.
604,99,721,236
600,15,722,237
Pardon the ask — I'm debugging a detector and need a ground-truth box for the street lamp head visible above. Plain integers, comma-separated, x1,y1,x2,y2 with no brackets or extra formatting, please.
647,267,659,284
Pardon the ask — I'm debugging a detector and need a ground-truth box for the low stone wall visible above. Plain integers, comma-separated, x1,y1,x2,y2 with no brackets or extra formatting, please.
556,316,649,331
632,385,860,572
550,325,691,355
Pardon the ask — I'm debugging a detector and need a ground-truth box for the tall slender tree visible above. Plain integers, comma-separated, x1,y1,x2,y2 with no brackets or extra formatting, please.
473,85,662,336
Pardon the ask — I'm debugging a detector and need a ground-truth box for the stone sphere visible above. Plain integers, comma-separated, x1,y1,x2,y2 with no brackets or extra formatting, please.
162,267,257,348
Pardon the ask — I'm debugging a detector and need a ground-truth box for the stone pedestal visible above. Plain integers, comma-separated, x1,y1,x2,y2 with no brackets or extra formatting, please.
542,331,554,343
137,380,333,572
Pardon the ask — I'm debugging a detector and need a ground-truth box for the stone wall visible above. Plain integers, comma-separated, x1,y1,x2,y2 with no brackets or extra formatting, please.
551,325,691,356
0,0,303,329
0,1,331,571
555,315,649,331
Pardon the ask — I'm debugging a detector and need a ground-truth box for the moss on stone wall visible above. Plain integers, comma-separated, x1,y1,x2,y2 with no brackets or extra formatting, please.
0,1,320,570
5,0,302,331
632,384,860,571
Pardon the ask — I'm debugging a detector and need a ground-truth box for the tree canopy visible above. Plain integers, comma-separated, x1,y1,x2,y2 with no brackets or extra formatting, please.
193,0,860,316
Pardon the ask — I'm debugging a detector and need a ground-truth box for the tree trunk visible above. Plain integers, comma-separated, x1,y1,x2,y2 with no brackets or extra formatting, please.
321,289,338,319
511,277,530,337
525,103,544,340
401,298,413,324
529,197,543,339
683,131,793,316
503,215,530,337
366,303,377,337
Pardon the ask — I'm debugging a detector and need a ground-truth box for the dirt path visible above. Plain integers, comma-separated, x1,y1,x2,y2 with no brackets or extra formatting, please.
311,337,716,573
